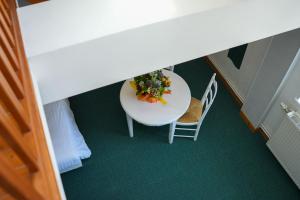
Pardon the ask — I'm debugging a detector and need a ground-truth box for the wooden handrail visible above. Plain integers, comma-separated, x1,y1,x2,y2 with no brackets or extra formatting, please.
0,26,19,71
27,0,47,4
0,8,14,46
0,0,61,199
0,47,24,98
1,0,8,9
0,1,11,27
0,155,43,200
0,105,38,171
0,71,30,131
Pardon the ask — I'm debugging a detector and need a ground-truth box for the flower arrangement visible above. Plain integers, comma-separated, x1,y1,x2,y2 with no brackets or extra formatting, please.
130,70,171,103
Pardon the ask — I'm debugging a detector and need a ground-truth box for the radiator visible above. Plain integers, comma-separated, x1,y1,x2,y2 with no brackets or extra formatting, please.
267,111,300,189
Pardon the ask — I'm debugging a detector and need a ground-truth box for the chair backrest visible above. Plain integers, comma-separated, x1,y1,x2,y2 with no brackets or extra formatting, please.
199,73,217,123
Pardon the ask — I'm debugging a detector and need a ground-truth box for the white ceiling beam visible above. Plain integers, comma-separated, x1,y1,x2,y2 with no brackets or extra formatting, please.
17,0,300,104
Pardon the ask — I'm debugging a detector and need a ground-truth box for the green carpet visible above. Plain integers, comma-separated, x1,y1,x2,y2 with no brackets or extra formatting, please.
62,58,300,200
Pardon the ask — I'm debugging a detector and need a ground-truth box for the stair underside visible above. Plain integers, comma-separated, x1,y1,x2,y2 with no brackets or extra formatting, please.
17,0,300,104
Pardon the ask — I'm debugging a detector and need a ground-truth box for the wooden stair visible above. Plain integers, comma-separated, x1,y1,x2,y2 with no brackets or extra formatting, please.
0,0,61,199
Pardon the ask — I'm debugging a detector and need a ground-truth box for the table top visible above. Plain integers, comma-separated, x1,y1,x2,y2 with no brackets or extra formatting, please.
120,70,191,126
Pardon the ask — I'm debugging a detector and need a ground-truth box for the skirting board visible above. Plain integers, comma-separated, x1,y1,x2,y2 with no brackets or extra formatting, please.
204,56,244,107
258,124,271,141
204,56,270,140
240,111,270,140
240,111,256,133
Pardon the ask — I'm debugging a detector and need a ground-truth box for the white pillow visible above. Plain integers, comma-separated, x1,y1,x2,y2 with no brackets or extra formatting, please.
65,99,91,159
44,99,91,173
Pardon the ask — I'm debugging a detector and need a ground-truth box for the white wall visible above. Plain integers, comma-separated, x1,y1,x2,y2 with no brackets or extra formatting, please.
208,29,300,131
242,29,300,128
208,38,272,102
262,49,300,137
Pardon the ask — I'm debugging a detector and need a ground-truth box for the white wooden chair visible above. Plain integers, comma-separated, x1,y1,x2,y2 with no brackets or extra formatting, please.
169,73,218,144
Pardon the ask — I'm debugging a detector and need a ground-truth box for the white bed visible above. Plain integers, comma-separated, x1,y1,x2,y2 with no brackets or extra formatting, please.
44,99,91,173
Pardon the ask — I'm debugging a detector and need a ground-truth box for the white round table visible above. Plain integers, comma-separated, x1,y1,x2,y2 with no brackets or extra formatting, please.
120,69,191,138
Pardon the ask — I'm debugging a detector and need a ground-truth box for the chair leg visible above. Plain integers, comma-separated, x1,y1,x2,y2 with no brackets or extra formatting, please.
194,131,199,141
169,121,176,144
194,121,203,141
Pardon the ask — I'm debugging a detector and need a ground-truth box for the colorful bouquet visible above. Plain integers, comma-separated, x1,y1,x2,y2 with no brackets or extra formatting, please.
130,70,171,103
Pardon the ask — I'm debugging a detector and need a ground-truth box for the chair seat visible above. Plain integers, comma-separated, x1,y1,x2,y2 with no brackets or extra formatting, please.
178,97,203,123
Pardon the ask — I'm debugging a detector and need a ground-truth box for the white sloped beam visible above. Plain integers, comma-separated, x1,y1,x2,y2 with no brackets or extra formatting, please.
17,0,300,104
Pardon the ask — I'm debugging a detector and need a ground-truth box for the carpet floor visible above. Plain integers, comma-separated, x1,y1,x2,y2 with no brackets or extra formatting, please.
61,58,300,200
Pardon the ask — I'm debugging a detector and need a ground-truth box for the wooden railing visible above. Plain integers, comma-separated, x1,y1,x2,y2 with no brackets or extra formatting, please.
27,0,47,4
0,0,60,199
